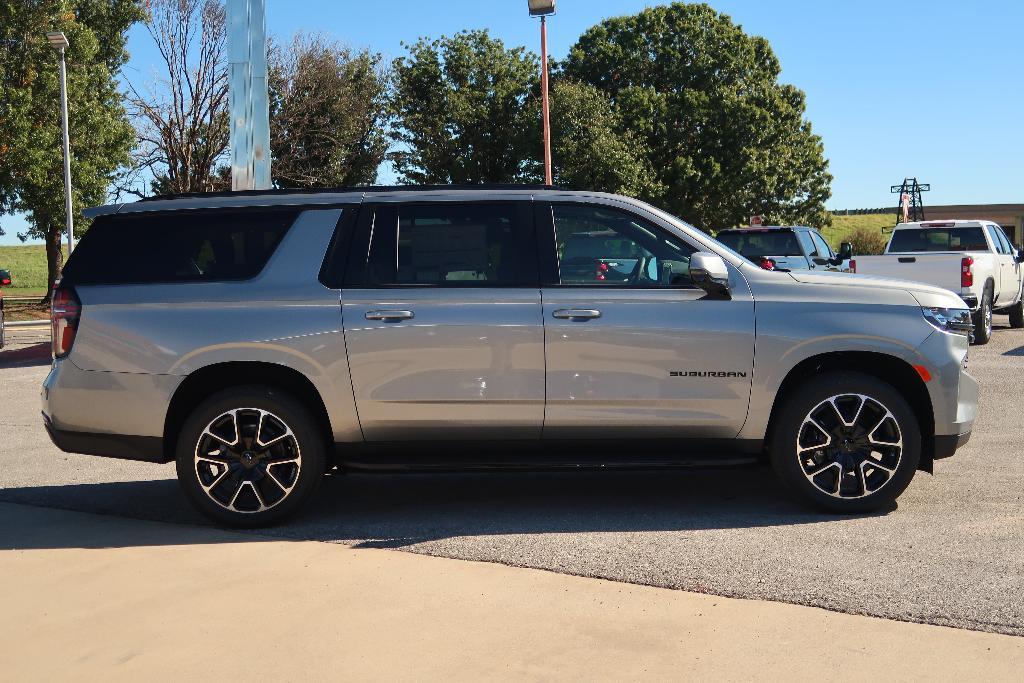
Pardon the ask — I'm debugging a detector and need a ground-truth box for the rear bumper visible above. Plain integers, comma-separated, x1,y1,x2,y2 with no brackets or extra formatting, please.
934,430,971,460
961,294,979,311
43,413,166,462
41,356,179,463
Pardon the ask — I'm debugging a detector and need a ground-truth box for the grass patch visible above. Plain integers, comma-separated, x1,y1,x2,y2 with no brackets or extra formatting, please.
0,244,49,293
822,214,894,246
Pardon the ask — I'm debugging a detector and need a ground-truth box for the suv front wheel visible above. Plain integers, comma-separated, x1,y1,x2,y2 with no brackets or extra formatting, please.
176,386,326,527
770,372,921,513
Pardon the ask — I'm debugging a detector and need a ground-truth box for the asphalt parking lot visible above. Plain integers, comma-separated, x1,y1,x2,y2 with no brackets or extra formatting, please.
2,322,1023,636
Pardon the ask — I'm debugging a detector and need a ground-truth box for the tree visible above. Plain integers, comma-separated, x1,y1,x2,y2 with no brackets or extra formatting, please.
122,0,229,197
542,80,662,199
390,30,539,185
269,34,389,188
562,2,832,231
0,0,143,292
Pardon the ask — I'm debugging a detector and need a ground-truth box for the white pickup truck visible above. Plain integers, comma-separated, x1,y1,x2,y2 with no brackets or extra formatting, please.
853,220,1024,344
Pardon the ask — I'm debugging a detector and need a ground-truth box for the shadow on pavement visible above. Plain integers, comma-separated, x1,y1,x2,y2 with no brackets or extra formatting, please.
0,465,890,551
0,341,51,368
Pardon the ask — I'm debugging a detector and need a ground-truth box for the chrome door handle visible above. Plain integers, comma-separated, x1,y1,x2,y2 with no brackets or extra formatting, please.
552,308,602,320
365,310,414,321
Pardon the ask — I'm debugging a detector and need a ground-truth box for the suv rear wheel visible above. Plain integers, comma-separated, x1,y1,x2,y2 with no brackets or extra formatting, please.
770,372,920,513
972,286,993,344
175,386,326,527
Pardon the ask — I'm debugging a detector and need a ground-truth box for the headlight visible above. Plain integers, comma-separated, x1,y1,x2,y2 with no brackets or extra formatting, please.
922,307,973,336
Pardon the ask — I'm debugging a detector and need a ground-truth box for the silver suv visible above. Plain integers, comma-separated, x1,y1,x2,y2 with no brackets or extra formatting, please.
42,187,978,526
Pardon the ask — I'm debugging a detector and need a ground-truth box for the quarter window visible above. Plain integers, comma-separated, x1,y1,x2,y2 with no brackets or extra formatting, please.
62,209,298,285
551,204,695,287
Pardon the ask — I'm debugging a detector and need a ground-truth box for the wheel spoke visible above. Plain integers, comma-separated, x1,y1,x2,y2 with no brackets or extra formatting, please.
194,406,302,515
795,392,903,500
265,466,293,493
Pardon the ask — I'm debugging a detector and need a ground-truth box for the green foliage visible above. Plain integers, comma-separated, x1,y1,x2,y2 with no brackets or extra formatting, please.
390,30,539,184
0,244,49,291
270,34,390,187
561,2,832,232
0,0,143,288
543,80,662,198
824,214,891,254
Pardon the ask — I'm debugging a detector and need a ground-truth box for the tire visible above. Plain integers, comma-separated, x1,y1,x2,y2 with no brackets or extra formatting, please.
770,372,921,514
1008,297,1024,329
972,286,993,345
175,385,327,527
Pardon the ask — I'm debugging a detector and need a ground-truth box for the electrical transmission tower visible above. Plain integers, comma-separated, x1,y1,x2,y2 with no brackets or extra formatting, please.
891,178,930,224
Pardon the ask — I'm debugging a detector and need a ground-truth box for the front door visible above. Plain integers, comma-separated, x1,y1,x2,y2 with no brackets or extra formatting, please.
341,201,545,441
538,201,756,439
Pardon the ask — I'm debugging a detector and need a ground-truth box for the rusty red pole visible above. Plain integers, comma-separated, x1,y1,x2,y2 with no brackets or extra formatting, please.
540,15,552,186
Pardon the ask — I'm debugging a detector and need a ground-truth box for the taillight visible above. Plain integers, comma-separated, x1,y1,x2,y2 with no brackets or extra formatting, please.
759,257,776,271
51,285,81,358
961,256,974,288
849,259,857,273
0,278,10,286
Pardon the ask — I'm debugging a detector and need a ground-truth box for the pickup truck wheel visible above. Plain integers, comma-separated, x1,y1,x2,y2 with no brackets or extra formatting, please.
972,288,993,344
770,372,920,514
175,386,326,528
1008,298,1024,329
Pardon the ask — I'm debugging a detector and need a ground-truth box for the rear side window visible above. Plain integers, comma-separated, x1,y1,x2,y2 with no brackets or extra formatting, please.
355,203,537,287
887,227,988,252
63,209,298,285
717,231,802,258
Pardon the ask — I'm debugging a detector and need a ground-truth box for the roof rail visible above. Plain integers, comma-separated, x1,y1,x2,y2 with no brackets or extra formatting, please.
137,183,564,202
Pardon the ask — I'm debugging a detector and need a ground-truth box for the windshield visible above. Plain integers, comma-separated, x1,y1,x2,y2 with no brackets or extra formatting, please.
887,227,989,252
716,231,803,258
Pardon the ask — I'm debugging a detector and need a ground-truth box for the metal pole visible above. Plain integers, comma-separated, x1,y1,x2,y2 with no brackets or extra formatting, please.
57,47,74,253
540,16,552,186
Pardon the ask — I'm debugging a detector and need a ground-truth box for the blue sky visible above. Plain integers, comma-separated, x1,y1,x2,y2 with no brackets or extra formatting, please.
3,0,1021,244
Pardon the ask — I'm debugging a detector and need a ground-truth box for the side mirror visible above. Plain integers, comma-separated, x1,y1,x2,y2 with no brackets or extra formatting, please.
689,252,731,299
838,242,854,260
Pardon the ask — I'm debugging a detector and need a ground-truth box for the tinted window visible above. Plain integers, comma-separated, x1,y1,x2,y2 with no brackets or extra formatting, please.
717,231,803,258
810,232,834,258
985,226,1007,254
887,227,989,252
363,203,534,286
63,209,297,285
552,204,694,287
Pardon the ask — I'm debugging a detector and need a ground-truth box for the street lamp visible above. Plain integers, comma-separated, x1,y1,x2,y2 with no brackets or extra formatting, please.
528,1,555,186
46,31,74,256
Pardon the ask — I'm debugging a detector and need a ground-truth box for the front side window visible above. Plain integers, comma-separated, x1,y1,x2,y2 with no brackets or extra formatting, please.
994,226,1014,254
551,204,694,287
364,203,534,286
796,231,818,257
810,232,834,258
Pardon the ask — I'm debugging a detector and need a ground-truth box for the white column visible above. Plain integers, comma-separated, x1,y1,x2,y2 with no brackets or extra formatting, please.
228,0,271,191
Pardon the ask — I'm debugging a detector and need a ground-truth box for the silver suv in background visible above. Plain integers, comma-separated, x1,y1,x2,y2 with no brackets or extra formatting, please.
42,187,978,526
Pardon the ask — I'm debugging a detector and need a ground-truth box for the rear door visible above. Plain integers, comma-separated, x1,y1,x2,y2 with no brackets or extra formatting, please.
341,200,545,441
538,200,755,440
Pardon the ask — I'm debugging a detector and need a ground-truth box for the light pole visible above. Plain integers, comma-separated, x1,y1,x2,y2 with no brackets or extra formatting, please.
528,0,555,186
46,31,74,255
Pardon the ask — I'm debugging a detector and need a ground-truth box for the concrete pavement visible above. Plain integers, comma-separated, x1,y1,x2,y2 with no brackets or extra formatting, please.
1,501,1022,681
